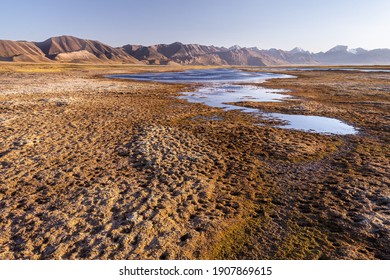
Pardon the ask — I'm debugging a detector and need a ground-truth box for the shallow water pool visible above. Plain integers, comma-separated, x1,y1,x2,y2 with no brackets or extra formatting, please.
109,69,358,135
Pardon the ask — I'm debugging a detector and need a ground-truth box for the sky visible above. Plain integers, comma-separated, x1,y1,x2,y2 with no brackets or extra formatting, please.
1,0,389,52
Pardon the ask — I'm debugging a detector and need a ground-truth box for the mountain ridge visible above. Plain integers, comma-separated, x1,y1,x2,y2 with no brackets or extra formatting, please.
0,35,389,65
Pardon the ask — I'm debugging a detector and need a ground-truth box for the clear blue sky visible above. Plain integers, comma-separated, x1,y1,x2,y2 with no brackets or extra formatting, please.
1,0,389,52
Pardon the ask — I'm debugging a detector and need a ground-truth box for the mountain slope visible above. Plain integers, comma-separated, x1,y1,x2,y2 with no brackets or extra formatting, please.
122,42,291,66
35,35,140,63
1,36,389,65
0,40,51,62
122,44,172,64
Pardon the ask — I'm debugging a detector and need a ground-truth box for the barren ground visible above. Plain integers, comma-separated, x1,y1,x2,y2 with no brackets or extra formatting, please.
0,63,389,259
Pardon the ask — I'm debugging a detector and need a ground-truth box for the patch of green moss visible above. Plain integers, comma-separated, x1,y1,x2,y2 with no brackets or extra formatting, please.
207,201,334,260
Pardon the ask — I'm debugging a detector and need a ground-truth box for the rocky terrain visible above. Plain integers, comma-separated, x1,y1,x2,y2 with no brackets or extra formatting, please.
0,63,389,260
2,35,390,65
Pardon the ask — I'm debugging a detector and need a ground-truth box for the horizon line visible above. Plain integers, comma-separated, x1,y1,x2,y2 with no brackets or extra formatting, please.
2,34,389,53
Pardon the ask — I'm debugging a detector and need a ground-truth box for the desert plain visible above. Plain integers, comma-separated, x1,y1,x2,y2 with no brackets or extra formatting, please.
0,63,389,259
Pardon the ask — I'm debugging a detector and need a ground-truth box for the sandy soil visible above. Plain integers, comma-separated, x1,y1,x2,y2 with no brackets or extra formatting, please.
0,63,389,259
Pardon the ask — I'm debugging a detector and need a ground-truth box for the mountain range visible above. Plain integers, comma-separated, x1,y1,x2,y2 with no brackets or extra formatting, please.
1,35,390,65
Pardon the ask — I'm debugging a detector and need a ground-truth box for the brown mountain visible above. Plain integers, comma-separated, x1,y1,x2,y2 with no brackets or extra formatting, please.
0,40,51,62
122,42,318,66
122,42,224,65
0,36,330,66
122,44,172,65
217,48,274,66
1,35,389,65
35,35,140,63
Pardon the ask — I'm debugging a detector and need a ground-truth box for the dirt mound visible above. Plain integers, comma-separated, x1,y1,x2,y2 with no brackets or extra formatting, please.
54,50,102,63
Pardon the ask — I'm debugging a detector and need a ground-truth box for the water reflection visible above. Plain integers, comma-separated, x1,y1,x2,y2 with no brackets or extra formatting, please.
109,69,358,135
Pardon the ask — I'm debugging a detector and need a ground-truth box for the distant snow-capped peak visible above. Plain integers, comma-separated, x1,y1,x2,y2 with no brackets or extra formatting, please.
327,45,367,54
290,47,307,53
229,45,242,50
328,45,349,53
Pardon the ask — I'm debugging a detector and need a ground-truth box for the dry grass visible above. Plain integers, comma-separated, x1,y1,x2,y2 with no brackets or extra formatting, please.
0,64,389,259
